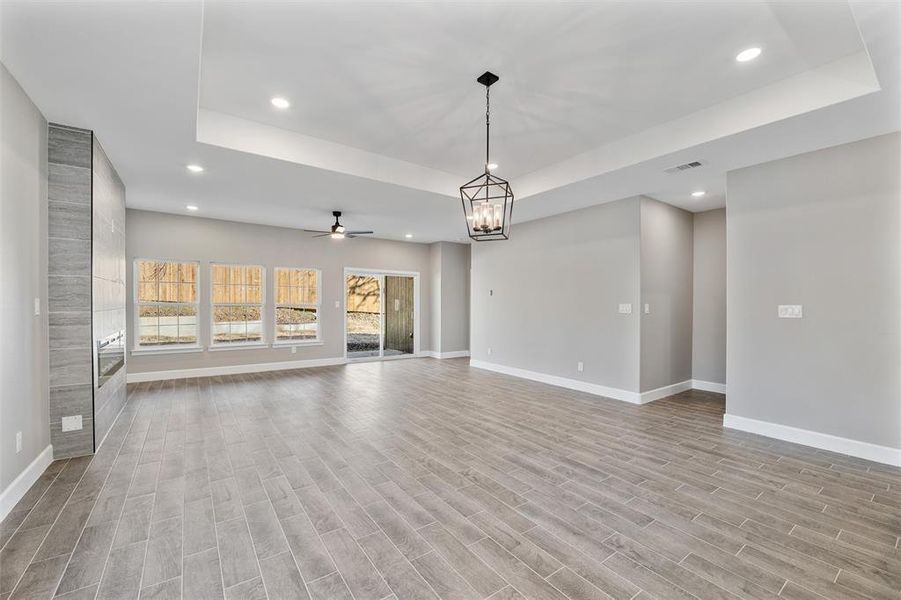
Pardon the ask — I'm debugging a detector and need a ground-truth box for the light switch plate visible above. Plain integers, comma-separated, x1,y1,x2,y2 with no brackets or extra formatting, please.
778,305,803,319
644,303,650,314
62,415,83,432
16,432,22,454
618,303,632,315
577,361,584,372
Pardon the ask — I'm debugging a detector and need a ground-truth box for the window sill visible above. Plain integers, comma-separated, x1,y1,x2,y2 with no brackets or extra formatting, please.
272,340,323,348
208,342,269,352
131,345,203,356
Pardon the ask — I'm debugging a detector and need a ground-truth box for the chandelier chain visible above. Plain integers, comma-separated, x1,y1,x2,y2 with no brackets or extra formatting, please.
485,86,490,169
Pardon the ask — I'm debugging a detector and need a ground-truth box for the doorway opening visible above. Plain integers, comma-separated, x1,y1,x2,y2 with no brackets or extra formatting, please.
344,269,419,360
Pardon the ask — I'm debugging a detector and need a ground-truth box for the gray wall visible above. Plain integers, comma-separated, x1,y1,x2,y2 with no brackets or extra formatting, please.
429,243,442,353
91,137,127,446
1,63,50,491
727,132,900,449
692,208,726,385
639,197,693,392
126,210,438,374
471,197,642,392
430,241,470,354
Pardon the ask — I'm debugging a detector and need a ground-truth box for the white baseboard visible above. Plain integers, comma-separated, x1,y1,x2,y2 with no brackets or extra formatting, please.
691,379,727,394
640,380,693,403
127,357,348,383
0,444,53,522
470,359,643,404
428,350,470,359
723,414,901,467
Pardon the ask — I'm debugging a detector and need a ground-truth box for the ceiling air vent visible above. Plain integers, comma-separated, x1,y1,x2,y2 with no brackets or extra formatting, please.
663,160,704,174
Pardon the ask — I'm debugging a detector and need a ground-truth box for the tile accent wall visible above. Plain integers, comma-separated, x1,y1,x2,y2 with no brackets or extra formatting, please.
48,124,94,457
47,124,126,458
91,136,127,444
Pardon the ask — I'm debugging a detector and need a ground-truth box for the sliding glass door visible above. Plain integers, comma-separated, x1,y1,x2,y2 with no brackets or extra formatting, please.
346,274,381,359
384,275,414,356
345,270,417,360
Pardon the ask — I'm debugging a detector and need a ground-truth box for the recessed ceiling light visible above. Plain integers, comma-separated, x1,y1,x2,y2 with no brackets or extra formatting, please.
487,163,498,171
405,233,413,239
186,164,204,173
691,190,706,198
186,204,199,211
735,47,762,63
271,97,290,109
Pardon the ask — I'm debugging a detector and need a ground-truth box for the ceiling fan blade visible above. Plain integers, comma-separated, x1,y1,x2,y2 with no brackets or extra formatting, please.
345,231,374,235
311,233,332,238
303,229,330,234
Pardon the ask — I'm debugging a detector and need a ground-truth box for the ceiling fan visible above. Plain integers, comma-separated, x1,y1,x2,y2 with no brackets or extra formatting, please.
304,211,374,239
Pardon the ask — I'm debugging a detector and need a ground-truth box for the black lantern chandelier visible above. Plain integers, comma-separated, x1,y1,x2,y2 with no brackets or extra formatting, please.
460,71,514,241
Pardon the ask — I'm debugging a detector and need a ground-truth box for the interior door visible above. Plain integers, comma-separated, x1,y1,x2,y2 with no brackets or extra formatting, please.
384,275,414,355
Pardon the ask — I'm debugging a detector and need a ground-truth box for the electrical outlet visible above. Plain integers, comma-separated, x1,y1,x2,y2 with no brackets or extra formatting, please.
16,432,22,454
334,300,340,309
34,298,41,316
618,303,632,315
62,415,83,432
291,346,297,354
778,305,803,319
644,303,650,314
487,347,492,356
577,361,584,373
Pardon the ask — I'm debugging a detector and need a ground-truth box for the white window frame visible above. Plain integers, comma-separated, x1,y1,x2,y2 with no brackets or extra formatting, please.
132,258,202,354
209,262,267,349
272,267,323,346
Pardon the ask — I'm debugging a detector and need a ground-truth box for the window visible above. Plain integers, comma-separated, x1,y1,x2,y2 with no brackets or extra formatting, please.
135,260,199,347
211,264,265,345
274,268,320,343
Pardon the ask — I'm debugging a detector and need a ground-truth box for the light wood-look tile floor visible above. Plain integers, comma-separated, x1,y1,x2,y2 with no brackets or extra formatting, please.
2,358,900,600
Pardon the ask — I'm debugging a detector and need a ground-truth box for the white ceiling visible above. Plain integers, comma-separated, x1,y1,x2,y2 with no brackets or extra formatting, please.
1,1,899,242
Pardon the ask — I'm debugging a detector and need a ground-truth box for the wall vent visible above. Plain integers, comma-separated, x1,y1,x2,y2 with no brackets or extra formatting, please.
663,160,704,174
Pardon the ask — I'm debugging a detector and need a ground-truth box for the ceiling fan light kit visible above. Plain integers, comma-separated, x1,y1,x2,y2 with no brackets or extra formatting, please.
460,71,514,242
304,211,374,240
